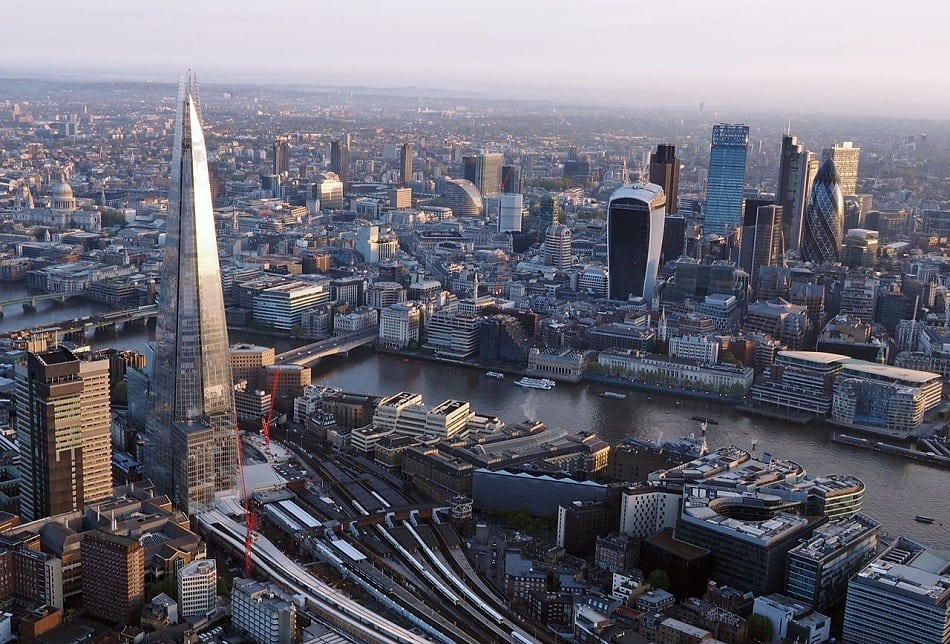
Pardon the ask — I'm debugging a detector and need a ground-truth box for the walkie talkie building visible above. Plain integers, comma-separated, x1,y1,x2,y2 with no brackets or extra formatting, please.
607,183,667,302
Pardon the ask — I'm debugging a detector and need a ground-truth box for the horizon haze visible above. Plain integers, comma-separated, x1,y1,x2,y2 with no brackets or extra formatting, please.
5,1,949,118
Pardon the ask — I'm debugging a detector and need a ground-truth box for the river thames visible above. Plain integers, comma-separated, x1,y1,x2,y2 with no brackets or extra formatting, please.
1,289,946,542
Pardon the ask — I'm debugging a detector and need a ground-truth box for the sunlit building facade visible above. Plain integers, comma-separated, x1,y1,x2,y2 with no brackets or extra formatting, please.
704,124,749,235
146,75,237,512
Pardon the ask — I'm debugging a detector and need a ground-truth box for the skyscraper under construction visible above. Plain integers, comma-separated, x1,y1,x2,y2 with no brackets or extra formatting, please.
146,75,236,513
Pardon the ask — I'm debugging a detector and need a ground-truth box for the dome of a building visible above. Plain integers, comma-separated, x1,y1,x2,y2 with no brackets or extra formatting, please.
51,179,74,200
50,172,78,211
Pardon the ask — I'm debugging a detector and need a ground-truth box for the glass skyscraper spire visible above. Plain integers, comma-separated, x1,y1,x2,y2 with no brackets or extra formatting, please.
146,74,236,512
704,124,749,235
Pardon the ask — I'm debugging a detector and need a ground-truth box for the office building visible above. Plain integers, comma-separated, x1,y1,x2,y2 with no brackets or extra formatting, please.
390,186,412,209
751,350,845,416
556,500,609,556
16,348,113,522
649,144,679,214
177,559,217,619
607,183,666,302
661,214,686,263
311,172,344,211
536,194,560,236
739,202,783,291
785,514,880,612
801,158,844,265
231,578,296,644
753,594,831,644
272,136,289,176
823,141,860,195
832,361,943,434
399,142,412,186
498,193,524,232
842,228,879,268
544,224,572,270
81,531,145,626
778,136,819,253
705,124,750,235
253,281,331,331
442,177,483,217
330,135,349,186
462,152,504,197
501,164,523,194
379,302,421,349
146,75,237,513
843,537,950,644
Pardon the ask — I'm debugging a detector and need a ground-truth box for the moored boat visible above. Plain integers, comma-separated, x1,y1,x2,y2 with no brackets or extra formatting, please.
514,377,555,390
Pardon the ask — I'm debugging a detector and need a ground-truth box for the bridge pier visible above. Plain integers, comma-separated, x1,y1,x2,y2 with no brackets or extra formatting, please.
22,300,36,312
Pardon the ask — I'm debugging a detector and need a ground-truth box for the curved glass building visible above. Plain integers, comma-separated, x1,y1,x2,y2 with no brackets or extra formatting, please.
443,177,483,217
802,158,844,265
607,183,666,302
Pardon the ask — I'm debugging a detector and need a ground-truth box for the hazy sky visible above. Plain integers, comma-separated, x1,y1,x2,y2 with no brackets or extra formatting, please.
8,1,949,117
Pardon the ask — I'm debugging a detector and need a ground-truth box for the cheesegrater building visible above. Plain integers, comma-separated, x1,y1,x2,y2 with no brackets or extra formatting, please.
145,74,237,513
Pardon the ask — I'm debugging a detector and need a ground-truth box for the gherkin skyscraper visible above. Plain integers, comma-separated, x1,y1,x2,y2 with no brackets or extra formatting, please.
146,75,236,512
801,158,844,265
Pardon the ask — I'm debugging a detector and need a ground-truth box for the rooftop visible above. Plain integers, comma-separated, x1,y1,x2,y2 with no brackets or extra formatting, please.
789,514,880,562
839,359,941,384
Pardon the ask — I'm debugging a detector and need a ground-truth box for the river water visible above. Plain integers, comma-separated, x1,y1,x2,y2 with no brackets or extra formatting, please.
1,289,946,542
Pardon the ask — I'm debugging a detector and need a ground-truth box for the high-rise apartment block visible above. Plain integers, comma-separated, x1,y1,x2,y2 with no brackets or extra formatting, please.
823,141,860,195
649,144,679,214
81,531,145,625
463,152,504,197
705,124,749,235
15,348,113,521
607,183,667,302
146,76,237,513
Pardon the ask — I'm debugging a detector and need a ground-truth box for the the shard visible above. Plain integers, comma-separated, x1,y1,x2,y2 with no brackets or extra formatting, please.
146,74,236,512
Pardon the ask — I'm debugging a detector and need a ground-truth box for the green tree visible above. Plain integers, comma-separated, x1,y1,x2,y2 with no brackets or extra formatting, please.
647,569,672,591
747,614,773,643
111,380,128,404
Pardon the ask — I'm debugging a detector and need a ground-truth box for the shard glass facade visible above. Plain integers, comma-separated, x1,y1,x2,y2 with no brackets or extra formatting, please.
147,76,236,512
802,158,844,265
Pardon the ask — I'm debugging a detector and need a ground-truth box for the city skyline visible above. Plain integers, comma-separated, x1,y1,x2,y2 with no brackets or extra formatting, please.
4,1,949,118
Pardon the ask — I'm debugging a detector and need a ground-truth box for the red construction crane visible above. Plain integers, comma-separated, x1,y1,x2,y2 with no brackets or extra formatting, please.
261,368,280,460
234,413,256,577
493,257,508,297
